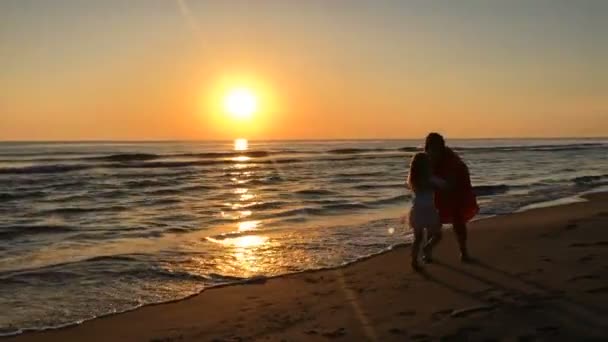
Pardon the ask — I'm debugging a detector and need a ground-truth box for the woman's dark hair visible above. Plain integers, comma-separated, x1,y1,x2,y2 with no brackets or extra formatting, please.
407,152,432,192
424,132,445,152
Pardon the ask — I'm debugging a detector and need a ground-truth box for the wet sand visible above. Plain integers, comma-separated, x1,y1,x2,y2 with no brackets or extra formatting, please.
7,193,608,341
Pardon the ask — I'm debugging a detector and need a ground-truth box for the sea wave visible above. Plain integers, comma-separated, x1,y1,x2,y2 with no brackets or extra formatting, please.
1,142,603,164
242,201,289,210
473,184,511,197
247,175,285,185
0,164,93,175
326,148,390,154
272,202,371,218
0,191,48,201
0,155,398,175
454,142,605,153
366,194,408,206
351,183,404,190
42,206,128,216
0,255,215,285
185,151,274,158
0,224,76,239
571,174,608,186
332,171,387,178
123,179,171,188
293,189,337,196
90,153,160,162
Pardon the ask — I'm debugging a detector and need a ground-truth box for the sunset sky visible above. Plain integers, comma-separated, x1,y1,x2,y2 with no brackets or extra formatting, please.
1,0,606,140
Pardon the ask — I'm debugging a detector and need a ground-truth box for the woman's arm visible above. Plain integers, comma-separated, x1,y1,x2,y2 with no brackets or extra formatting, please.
430,176,447,190
444,161,471,192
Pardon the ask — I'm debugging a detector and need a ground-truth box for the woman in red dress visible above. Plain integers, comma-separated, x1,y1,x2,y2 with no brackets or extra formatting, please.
424,133,479,262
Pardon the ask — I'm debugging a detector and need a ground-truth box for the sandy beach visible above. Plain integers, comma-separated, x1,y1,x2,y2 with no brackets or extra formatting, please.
7,192,608,341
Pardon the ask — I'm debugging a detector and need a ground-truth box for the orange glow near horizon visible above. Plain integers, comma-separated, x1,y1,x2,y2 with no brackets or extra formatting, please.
2,2,607,140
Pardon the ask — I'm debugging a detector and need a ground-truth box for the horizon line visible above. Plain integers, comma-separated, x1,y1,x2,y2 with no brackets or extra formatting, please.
0,136,607,143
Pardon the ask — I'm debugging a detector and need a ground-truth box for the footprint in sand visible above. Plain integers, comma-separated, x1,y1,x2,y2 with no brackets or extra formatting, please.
257,301,273,308
476,288,512,304
536,325,560,335
312,289,336,296
569,274,599,282
517,334,539,342
441,326,482,341
520,292,562,302
304,277,319,284
570,241,608,248
450,305,495,318
410,333,431,341
578,254,596,263
393,280,410,290
397,310,416,317
585,286,608,294
321,327,346,339
431,309,453,321
473,288,494,295
151,336,183,342
519,302,541,310
388,327,406,335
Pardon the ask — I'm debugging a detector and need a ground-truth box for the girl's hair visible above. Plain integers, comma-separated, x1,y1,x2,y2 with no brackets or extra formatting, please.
424,132,445,152
407,152,432,192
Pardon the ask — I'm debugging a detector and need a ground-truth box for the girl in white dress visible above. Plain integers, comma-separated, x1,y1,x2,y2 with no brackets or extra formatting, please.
406,152,445,271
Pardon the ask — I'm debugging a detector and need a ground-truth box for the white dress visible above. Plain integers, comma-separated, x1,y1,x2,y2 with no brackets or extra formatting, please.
408,177,445,235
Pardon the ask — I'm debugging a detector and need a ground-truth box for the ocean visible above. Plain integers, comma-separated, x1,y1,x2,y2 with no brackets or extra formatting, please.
0,139,606,335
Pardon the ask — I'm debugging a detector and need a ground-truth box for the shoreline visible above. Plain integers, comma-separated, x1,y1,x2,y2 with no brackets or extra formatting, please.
5,192,608,341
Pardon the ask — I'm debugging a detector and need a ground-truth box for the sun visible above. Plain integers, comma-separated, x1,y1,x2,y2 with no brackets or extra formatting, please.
224,88,257,120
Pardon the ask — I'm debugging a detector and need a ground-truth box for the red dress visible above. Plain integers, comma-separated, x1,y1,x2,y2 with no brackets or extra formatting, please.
432,148,479,224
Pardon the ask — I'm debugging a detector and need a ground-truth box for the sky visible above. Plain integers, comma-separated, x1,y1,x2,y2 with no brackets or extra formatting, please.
1,0,607,140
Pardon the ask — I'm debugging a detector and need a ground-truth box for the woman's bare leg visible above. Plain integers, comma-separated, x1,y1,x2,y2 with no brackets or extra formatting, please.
453,221,471,261
411,230,423,271
423,227,442,262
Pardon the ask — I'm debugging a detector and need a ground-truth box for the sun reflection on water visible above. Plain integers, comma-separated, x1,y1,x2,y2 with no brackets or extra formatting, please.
207,235,267,248
239,193,255,201
207,234,269,274
234,138,248,151
238,220,259,231
211,136,276,273
231,235,267,248
232,156,250,162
